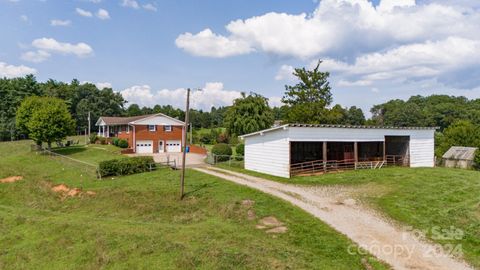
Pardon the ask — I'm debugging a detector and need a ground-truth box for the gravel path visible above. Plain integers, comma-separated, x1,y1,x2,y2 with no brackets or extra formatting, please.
194,167,473,270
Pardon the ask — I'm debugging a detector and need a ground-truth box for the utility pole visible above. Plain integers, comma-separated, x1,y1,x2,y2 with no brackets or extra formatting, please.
180,88,190,199
87,111,91,144
189,123,193,145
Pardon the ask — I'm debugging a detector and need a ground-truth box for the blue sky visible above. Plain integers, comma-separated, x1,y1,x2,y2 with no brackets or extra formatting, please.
1,0,480,114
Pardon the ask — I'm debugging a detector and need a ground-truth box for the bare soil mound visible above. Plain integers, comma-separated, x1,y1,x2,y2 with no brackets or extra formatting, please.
0,176,23,183
51,184,96,198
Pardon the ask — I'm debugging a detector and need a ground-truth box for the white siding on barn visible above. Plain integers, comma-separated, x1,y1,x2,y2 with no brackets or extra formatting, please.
244,129,290,178
242,125,436,178
410,134,435,167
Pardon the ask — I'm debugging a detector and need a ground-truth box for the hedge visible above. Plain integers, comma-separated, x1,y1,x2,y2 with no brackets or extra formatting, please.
212,143,232,162
112,138,119,146
98,156,155,177
118,139,128,148
235,144,245,156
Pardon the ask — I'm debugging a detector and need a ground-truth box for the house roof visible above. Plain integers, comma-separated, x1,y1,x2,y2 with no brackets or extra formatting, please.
442,146,478,160
96,113,184,126
240,123,438,138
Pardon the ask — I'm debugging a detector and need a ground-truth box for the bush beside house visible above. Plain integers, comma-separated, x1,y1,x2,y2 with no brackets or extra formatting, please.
118,139,128,148
98,156,155,177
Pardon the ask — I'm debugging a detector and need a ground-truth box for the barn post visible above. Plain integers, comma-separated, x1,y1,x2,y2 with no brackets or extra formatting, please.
383,141,386,162
323,141,327,173
354,142,358,170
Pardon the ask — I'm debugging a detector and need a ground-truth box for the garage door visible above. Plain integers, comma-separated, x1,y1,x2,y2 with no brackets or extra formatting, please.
166,140,181,152
136,140,153,153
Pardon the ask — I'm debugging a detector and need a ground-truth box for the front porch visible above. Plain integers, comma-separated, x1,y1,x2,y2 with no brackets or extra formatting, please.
97,124,131,138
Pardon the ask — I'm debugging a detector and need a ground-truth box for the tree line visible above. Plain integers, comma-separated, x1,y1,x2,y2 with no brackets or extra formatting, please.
2,63,480,158
0,75,228,141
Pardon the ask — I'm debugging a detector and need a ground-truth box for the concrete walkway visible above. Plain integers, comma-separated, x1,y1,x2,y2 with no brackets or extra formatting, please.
194,166,473,270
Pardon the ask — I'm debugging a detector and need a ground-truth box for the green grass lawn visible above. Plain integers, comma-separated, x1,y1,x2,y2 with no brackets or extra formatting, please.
0,140,387,269
218,164,480,268
52,145,122,165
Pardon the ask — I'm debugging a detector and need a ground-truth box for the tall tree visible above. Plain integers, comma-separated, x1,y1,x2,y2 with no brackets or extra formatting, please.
224,92,274,136
16,97,75,149
282,61,333,123
0,75,41,140
126,104,142,116
345,106,366,125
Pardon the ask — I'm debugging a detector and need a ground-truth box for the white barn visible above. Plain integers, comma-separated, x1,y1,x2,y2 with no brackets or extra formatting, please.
240,124,436,178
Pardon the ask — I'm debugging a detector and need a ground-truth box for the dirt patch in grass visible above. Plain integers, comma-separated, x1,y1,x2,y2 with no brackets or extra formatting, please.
51,184,96,198
256,216,288,234
0,176,23,183
241,199,257,220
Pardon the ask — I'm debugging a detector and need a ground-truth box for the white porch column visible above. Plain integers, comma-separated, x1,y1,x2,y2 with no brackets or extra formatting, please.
106,126,110,138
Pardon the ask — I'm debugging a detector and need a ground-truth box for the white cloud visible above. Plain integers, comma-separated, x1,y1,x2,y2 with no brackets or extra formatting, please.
0,61,36,78
21,50,51,63
176,0,480,59
142,3,157,12
96,9,110,20
121,0,139,9
31,38,93,57
76,8,93,17
20,15,28,22
175,29,253,58
268,96,283,107
82,81,112,89
120,82,282,109
274,65,296,81
50,19,71,26
323,37,480,87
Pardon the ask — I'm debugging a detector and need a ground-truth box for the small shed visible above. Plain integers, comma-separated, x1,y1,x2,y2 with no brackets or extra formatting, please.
442,146,478,169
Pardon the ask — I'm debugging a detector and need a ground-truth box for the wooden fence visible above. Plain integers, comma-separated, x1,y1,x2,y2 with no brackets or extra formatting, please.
290,155,408,177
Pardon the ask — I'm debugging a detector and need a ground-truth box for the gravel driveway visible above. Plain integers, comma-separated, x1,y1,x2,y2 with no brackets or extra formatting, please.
194,166,473,270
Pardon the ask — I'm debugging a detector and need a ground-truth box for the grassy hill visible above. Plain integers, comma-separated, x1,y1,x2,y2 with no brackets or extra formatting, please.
0,140,386,269
219,164,480,268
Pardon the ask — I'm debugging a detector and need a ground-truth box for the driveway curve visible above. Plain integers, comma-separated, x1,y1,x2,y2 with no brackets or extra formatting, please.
194,166,473,270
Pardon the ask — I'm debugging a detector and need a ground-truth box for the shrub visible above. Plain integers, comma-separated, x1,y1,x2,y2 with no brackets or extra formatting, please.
235,144,245,156
89,133,97,144
212,143,232,162
99,137,107,145
217,132,230,144
112,137,119,146
118,139,128,148
474,150,480,170
98,156,155,177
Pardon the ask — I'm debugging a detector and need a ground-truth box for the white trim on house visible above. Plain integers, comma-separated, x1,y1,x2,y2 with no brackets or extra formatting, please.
129,113,184,126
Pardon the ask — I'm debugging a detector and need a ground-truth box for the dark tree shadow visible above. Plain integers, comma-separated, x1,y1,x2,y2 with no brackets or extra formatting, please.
184,181,219,197
52,146,87,156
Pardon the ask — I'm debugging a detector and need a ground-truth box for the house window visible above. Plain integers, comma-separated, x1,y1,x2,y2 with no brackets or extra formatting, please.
164,125,172,132
148,125,156,132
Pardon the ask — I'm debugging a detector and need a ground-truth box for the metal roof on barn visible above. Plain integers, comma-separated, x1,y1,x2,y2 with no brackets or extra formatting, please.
442,146,478,161
240,123,438,138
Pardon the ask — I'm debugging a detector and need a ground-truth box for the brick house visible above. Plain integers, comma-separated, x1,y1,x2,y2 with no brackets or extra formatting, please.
95,113,185,154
